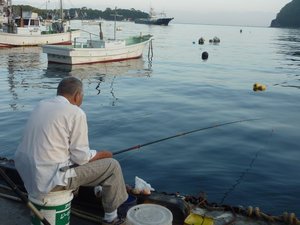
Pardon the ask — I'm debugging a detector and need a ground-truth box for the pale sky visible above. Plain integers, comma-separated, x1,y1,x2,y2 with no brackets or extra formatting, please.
13,0,292,26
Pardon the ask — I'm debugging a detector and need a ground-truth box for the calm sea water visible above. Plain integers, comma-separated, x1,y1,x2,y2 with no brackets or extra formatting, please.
0,21,300,216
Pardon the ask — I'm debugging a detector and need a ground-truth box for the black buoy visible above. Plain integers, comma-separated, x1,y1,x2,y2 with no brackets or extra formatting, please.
198,37,205,45
202,51,209,60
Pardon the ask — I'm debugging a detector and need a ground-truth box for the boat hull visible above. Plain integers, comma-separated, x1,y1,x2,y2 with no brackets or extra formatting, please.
0,29,81,48
43,35,152,65
135,17,174,26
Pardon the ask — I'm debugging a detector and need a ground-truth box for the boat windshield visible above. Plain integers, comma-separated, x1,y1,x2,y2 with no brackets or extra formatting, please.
15,18,40,27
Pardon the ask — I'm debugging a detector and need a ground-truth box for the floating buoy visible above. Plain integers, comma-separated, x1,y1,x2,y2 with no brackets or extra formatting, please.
184,213,214,225
202,51,209,60
209,37,220,44
253,83,266,91
198,37,205,45
213,36,220,43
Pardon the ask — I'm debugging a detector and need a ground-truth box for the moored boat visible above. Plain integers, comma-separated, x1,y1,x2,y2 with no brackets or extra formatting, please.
134,8,174,26
0,0,80,48
42,34,153,65
135,17,174,26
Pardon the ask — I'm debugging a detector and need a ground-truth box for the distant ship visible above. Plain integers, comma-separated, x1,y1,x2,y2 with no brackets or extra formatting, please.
135,8,174,26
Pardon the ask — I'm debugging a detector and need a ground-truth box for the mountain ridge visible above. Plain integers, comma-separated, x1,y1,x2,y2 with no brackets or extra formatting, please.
270,0,300,28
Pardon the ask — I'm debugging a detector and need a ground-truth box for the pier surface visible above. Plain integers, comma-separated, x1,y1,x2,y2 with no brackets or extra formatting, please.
0,197,97,225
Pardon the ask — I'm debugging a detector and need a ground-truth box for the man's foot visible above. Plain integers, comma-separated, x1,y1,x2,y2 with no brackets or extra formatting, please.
102,217,126,225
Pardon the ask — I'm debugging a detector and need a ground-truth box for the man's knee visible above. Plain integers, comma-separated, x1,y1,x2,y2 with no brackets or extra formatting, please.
108,158,122,173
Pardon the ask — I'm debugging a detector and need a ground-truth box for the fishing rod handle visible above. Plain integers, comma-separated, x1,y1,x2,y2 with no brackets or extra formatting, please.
59,164,78,172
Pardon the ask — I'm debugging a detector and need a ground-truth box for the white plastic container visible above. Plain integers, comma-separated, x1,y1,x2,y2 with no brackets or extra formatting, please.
126,203,173,225
29,190,73,225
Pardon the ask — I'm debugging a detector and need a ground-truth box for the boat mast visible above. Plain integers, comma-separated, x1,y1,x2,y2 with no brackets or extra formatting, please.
99,22,103,40
60,0,64,21
6,0,12,19
6,0,14,32
111,7,122,40
113,7,117,40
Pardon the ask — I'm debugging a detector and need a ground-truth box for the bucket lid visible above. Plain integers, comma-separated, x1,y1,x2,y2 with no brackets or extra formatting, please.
126,203,173,225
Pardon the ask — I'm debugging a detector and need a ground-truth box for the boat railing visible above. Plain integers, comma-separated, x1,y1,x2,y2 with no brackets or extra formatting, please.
74,29,102,48
80,29,101,39
73,37,106,49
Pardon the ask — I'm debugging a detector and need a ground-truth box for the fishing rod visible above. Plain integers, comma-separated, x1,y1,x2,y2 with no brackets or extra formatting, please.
113,118,260,155
0,168,51,225
60,118,260,172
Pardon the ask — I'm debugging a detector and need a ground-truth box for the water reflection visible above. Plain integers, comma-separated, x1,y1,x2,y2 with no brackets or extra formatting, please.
44,58,152,79
44,58,152,106
0,47,44,71
277,30,300,59
0,47,45,110
275,29,300,89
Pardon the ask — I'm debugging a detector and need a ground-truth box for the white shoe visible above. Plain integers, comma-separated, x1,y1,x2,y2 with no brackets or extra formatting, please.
94,185,103,198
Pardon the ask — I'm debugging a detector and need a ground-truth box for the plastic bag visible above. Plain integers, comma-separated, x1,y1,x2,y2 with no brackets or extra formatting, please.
132,176,154,195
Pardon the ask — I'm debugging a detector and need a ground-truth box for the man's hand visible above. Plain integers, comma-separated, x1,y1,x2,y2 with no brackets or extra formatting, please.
90,150,113,162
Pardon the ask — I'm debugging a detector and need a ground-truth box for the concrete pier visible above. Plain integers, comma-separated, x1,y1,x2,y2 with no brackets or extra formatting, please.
0,197,97,225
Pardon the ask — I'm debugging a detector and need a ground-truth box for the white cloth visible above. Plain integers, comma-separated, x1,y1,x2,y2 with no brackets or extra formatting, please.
14,96,96,198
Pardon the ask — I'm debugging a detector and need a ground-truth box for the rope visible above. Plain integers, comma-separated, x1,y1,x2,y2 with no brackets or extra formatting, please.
71,208,102,223
184,194,300,225
148,39,153,61
0,192,22,202
79,29,100,38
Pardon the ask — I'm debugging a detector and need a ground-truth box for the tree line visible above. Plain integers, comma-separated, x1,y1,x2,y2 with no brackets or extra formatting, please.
11,5,149,21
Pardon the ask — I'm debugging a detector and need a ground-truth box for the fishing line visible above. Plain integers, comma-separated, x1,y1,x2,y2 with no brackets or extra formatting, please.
219,129,274,205
60,118,261,172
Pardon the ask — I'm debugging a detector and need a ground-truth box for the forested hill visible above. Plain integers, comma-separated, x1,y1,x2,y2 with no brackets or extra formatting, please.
270,0,300,27
11,5,149,21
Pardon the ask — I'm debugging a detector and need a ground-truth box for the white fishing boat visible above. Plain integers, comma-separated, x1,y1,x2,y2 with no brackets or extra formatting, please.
43,7,153,65
43,32,153,65
0,0,80,48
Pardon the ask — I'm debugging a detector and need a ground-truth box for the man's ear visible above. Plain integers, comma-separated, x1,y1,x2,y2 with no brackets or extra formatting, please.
74,91,80,103
74,91,83,106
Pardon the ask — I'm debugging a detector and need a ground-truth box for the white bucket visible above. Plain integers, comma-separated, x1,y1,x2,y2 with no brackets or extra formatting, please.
126,203,173,225
29,190,73,225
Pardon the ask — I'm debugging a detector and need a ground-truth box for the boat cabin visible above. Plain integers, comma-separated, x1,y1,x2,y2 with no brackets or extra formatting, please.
13,12,42,35
2,11,43,35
